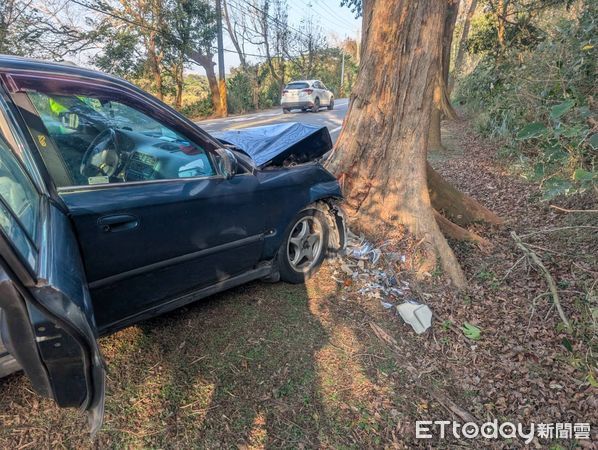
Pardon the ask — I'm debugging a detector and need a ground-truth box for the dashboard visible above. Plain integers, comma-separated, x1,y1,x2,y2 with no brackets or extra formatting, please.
112,129,215,182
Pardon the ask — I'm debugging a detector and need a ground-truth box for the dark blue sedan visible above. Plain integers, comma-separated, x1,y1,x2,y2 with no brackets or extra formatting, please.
0,55,345,433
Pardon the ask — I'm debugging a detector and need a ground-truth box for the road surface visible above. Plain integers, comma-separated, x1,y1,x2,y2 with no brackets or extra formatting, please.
196,99,349,143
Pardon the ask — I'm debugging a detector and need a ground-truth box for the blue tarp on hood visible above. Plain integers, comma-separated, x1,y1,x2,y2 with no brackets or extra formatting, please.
212,122,333,168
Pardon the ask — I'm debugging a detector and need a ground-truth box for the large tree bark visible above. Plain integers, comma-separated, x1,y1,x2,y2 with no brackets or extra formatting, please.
327,0,467,287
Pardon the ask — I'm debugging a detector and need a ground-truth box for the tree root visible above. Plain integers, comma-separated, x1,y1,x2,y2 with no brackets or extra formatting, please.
511,231,572,333
434,210,493,251
427,163,503,227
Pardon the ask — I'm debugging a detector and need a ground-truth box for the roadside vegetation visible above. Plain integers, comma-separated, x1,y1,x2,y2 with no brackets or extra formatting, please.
1,0,359,118
455,0,596,200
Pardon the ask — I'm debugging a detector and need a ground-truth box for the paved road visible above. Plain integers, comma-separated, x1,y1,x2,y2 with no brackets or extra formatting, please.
196,98,349,143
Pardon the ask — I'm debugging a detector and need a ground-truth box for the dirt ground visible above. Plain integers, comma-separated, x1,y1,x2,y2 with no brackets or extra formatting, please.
0,118,596,449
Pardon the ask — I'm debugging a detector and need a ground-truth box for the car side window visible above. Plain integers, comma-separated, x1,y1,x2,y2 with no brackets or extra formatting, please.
0,135,39,267
26,91,215,187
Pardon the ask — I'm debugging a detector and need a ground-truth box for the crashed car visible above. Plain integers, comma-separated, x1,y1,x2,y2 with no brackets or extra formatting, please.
0,55,345,432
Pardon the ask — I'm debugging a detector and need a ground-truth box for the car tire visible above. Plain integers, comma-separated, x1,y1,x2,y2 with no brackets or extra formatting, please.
278,208,329,284
311,98,320,113
283,108,291,114
327,98,334,110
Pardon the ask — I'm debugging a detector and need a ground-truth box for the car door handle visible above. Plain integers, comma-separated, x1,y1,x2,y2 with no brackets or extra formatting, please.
97,214,139,232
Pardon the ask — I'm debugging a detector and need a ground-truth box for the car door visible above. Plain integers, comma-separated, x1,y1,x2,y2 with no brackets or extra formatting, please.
319,82,331,105
0,119,105,433
322,83,332,105
4,72,266,333
313,81,325,105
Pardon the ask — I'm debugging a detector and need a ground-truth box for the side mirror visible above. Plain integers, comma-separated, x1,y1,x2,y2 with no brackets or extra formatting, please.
215,147,238,180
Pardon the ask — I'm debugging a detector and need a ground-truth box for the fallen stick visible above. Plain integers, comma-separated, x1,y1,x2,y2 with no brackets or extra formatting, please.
520,226,598,238
368,322,478,423
511,231,572,332
550,205,598,214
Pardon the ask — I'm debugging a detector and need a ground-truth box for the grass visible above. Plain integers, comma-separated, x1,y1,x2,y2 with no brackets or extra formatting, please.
0,268,447,448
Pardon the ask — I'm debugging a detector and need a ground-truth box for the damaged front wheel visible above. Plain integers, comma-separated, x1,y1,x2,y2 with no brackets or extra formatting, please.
278,209,329,284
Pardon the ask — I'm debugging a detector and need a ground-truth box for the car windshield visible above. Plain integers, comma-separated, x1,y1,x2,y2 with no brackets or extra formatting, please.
285,82,310,90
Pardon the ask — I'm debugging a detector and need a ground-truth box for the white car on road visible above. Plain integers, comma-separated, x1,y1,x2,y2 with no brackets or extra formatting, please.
281,80,334,113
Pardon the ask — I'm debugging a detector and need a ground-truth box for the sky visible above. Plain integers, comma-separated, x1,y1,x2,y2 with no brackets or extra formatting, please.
61,0,361,76
214,0,361,75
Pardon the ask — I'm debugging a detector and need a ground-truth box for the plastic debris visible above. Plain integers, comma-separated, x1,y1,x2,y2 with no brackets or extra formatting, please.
330,228,433,331
396,301,433,334
345,232,382,264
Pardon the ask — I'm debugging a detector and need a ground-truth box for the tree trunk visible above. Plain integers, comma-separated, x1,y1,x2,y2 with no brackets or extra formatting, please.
327,0,467,288
174,62,184,110
188,49,225,117
205,63,224,117
429,0,459,152
429,83,445,152
443,0,459,84
147,35,164,101
449,0,478,92
222,0,247,69
496,0,509,50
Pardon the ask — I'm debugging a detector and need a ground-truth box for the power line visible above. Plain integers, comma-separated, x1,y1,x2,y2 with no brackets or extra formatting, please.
228,0,306,38
311,0,356,29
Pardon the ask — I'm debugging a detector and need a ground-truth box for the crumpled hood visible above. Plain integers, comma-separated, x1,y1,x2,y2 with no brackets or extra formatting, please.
212,122,333,168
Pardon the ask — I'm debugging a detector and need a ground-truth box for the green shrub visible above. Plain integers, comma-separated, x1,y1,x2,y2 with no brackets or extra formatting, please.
180,97,213,119
456,3,597,199
227,70,254,114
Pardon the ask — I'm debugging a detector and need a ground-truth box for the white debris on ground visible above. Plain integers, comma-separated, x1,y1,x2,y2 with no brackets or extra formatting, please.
329,230,433,334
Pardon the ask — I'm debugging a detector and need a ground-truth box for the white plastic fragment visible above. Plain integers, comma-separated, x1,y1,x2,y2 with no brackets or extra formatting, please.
396,301,433,334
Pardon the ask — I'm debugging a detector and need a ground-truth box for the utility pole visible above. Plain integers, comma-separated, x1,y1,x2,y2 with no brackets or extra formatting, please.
216,0,228,116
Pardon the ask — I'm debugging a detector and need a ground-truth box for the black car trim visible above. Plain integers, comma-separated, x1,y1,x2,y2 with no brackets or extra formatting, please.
56,172,254,193
97,262,273,335
88,233,265,290
0,270,52,397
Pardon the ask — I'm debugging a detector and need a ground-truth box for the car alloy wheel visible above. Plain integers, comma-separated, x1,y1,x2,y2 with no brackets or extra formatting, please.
277,208,330,284
287,216,323,272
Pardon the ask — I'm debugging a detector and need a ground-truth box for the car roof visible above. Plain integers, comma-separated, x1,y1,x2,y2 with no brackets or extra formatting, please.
0,54,125,84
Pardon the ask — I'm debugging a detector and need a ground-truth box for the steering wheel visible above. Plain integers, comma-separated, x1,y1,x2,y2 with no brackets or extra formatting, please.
80,128,123,178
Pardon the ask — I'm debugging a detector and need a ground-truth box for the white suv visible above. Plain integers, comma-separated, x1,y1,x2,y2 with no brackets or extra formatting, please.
281,80,334,113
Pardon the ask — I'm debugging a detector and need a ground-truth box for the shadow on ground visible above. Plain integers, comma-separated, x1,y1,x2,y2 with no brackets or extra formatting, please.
0,265,420,448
